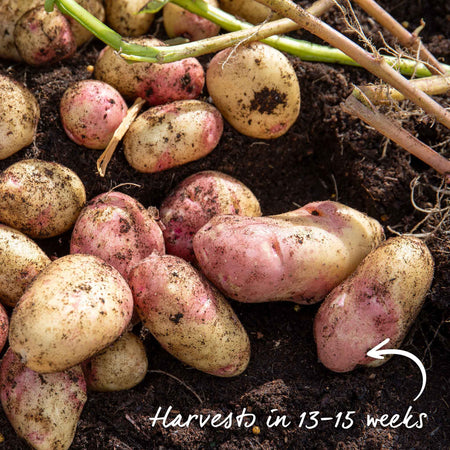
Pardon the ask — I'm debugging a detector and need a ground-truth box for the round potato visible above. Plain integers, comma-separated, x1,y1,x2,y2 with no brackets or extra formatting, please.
206,42,300,139
105,0,154,37
219,0,280,24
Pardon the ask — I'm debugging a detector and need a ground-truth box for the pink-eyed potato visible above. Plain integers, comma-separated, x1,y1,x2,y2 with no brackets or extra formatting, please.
105,0,154,37
0,349,87,450
123,100,223,173
0,303,8,353
0,159,86,238
9,254,134,373
160,171,261,262
60,80,128,150
128,254,251,377
193,201,385,304
314,236,434,373
94,36,205,105
0,224,50,307
70,191,165,278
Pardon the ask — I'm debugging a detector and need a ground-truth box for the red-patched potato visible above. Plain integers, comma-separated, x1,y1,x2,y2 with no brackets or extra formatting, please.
71,191,165,278
14,6,77,66
314,236,434,373
206,42,300,139
60,80,128,150
160,171,261,261
123,100,223,173
194,201,385,304
0,349,87,450
82,332,148,392
0,159,86,238
219,0,280,24
128,254,250,377
105,0,154,36
9,254,134,373
0,304,8,353
94,36,205,105
0,74,40,160
0,224,50,307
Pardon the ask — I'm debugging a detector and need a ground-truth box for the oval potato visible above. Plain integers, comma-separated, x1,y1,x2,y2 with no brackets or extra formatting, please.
66,0,105,47
105,0,154,37
219,0,280,24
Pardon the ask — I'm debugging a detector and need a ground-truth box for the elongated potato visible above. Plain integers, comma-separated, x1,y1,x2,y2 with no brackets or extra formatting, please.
194,201,384,304
314,236,434,373
128,254,250,377
105,0,154,37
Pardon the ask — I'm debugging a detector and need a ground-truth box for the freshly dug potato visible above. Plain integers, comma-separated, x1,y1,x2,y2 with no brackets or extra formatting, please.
0,303,8,353
0,74,40,160
94,36,205,105
60,80,128,150
314,236,434,373
71,191,165,278
9,254,134,373
82,332,148,392
0,159,86,238
105,0,154,37
160,170,261,261
0,349,87,450
123,100,223,173
0,224,50,307
128,254,251,377
206,42,300,139
219,0,280,24
194,201,385,304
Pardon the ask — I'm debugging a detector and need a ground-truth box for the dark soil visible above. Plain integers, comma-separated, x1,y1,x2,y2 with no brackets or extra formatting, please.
0,1,449,449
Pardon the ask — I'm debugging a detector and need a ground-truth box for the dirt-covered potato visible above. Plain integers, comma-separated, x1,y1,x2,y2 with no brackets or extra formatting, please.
94,36,205,105
0,304,8,354
160,170,261,261
9,254,134,373
105,0,154,37
82,332,148,392
0,74,40,160
194,201,385,304
0,224,50,307
219,0,280,24
0,159,86,238
123,100,223,173
314,236,434,373
0,349,87,450
206,42,300,139
128,254,251,377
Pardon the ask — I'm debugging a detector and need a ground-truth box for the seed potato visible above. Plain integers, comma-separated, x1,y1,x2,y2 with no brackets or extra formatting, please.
105,0,154,37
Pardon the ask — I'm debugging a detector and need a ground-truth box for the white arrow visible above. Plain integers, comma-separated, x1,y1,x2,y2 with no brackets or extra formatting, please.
367,338,427,402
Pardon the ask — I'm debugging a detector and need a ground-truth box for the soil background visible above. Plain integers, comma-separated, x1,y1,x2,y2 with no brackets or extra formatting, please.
0,1,449,449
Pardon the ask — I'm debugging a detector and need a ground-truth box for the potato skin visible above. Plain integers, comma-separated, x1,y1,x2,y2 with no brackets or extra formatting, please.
105,0,154,37
314,236,434,373
124,100,223,173
0,304,8,354
128,254,250,377
193,201,385,304
0,349,87,450
0,159,86,238
219,0,280,24
160,170,261,261
9,254,134,373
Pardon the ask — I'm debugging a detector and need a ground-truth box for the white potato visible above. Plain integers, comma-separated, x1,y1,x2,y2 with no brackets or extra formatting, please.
66,0,105,47
219,0,280,24
105,0,154,37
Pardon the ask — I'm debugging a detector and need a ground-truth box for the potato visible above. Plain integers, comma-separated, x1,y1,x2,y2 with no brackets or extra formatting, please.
9,254,134,373
314,236,434,373
0,74,40,160
0,349,87,450
60,80,128,150
82,332,148,392
160,170,261,261
123,100,223,173
219,0,280,24
94,36,205,105
71,191,165,278
0,224,50,307
194,201,385,304
105,0,154,37
0,303,8,353
0,159,86,238
206,42,300,139
128,254,251,377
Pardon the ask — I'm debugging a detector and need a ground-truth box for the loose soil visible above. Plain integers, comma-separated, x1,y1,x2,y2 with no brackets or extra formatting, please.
0,1,448,449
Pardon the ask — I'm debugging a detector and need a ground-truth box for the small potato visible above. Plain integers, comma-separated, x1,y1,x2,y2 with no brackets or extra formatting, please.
219,0,280,24
0,159,86,238
9,254,134,373
128,254,250,377
0,349,87,450
160,171,261,261
124,100,223,173
60,80,128,150
82,332,148,392
206,42,300,139
194,201,385,304
0,74,40,160
314,236,434,373
0,224,50,307
0,304,8,353
105,0,154,37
